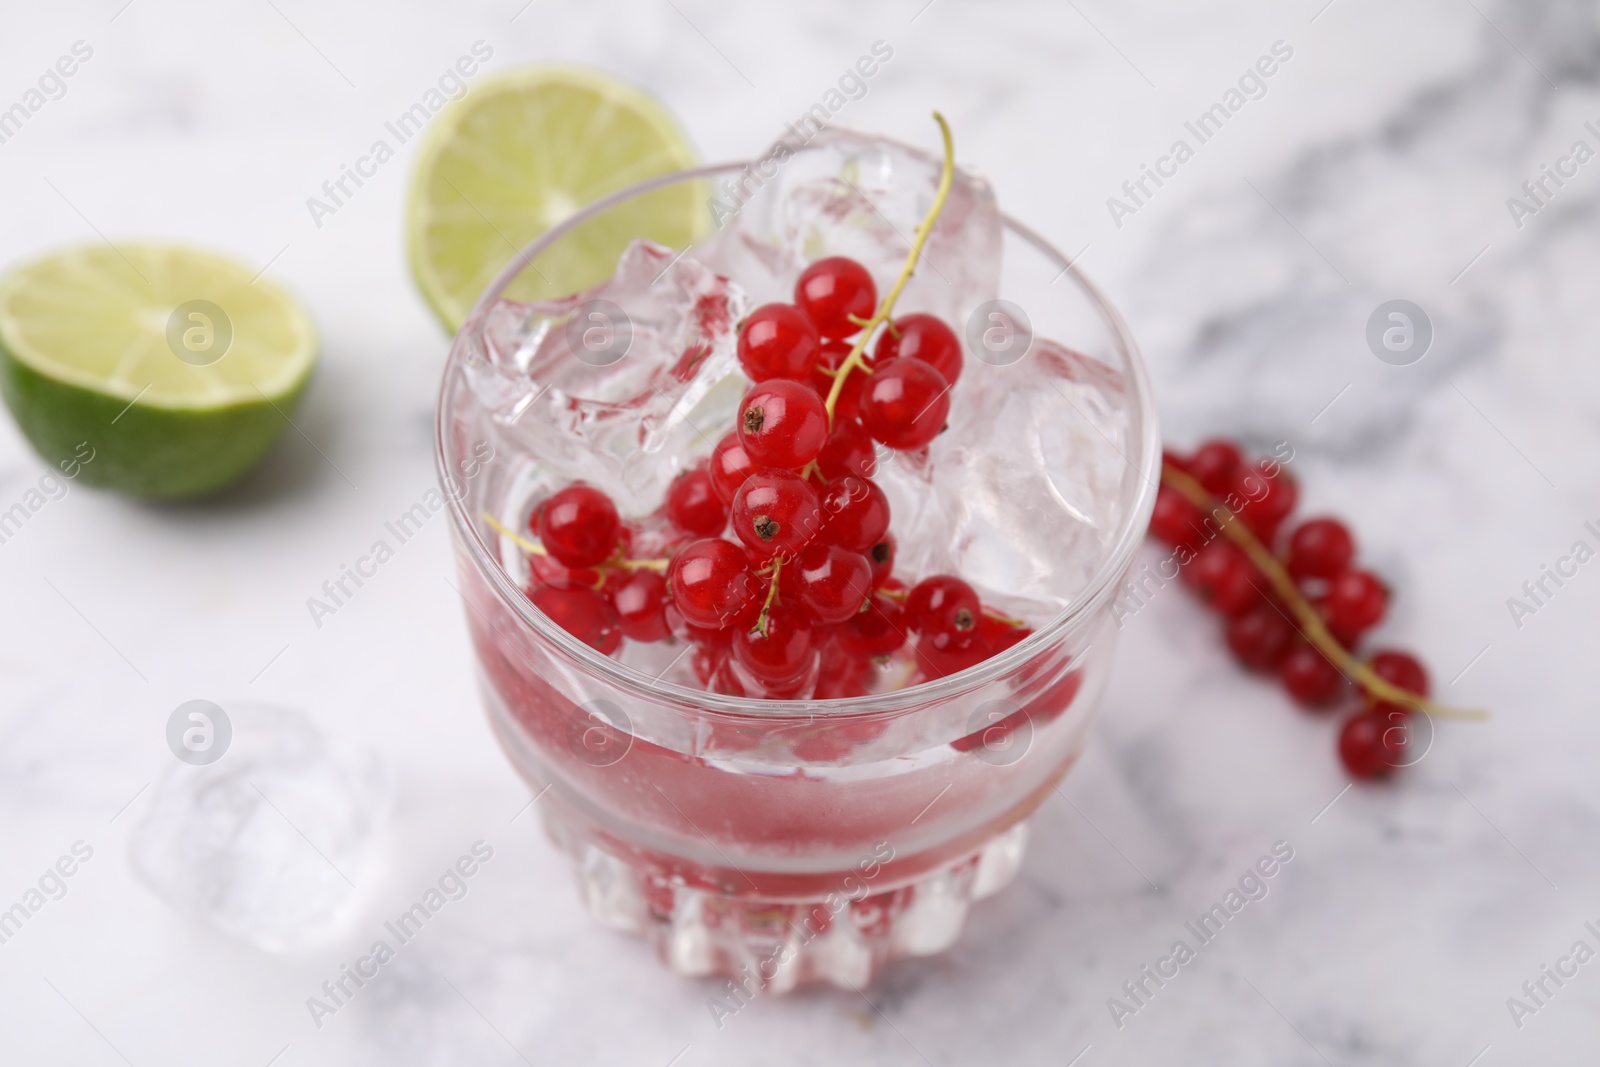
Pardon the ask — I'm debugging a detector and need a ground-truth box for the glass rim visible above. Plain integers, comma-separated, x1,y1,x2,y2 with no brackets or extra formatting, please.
435,148,1161,719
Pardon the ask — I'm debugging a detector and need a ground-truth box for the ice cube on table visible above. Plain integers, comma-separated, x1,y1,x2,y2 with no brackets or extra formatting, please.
129,705,388,952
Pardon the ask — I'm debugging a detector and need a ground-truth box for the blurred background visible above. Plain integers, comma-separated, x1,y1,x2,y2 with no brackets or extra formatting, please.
2,0,1597,1063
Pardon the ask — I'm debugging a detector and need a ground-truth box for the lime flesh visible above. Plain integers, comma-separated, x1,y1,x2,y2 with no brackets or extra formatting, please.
0,244,317,499
406,65,706,332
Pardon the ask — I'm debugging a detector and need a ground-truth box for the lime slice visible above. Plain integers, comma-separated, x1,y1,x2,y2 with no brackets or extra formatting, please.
0,244,317,499
407,65,705,332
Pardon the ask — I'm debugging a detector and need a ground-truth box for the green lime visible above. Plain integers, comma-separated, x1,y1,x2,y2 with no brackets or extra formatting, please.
406,65,705,332
0,243,317,499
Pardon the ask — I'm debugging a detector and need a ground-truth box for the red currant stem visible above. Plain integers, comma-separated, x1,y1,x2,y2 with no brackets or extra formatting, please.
481,512,668,573
981,606,1026,627
1158,464,1488,722
877,586,908,603
823,111,956,426
752,556,784,637
610,554,670,573
484,512,547,556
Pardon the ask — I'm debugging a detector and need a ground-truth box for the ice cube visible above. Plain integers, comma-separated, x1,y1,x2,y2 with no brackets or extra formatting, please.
129,705,388,952
466,240,750,516
883,339,1132,613
698,125,1003,327
467,122,1133,658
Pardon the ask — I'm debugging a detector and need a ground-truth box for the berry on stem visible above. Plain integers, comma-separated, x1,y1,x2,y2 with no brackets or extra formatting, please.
875,313,963,384
867,534,896,589
1225,604,1294,671
738,380,829,469
610,569,671,643
1324,568,1388,635
1232,461,1297,544
666,465,728,536
537,485,621,568
732,601,816,682
808,339,867,422
709,432,757,505
1181,541,1263,617
796,543,874,625
669,538,759,629
731,469,822,558
1339,708,1408,778
1188,439,1243,495
818,475,890,553
1150,485,1205,551
795,257,877,340
814,417,877,481
860,358,951,451
1281,642,1344,707
1287,518,1355,580
737,303,820,381
529,584,622,655
1365,649,1428,714
906,575,981,651
837,593,908,658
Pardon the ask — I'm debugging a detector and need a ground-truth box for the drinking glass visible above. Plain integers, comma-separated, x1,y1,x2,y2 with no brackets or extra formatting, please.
435,131,1159,991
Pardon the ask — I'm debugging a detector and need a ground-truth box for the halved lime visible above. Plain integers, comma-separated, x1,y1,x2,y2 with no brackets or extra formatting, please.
406,65,706,332
0,244,317,499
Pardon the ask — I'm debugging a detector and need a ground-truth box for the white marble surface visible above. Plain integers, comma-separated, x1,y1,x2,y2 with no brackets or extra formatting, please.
2,0,1597,1063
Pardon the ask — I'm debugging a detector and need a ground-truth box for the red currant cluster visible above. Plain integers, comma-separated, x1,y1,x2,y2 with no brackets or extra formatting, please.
1151,438,1438,780
515,255,1030,700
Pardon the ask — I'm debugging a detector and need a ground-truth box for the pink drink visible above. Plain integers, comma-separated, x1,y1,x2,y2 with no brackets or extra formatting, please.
437,134,1158,990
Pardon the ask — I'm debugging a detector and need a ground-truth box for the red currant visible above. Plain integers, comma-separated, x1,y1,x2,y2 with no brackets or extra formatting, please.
1189,439,1243,494
709,432,757,505
610,569,671,643
1150,485,1205,550
1232,462,1297,544
906,575,981,651
1180,541,1263,617
1338,708,1408,779
812,647,875,700
732,602,816,682
731,470,822,558
738,379,829,469
536,485,620,568
814,417,877,481
1280,642,1344,707
669,604,734,651
795,543,874,625
836,593,907,658
666,465,728,537
875,313,962,384
1365,649,1428,713
916,635,991,679
807,339,868,422
1286,518,1355,580
1324,568,1388,635
668,538,759,629
867,533,895,589
737,303,820,381
818,475,890,553
794,257,877,340
979,613,1032,655
1225,604,1294,671
860,358,950,451
528,584,622,655
528,552,602,591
